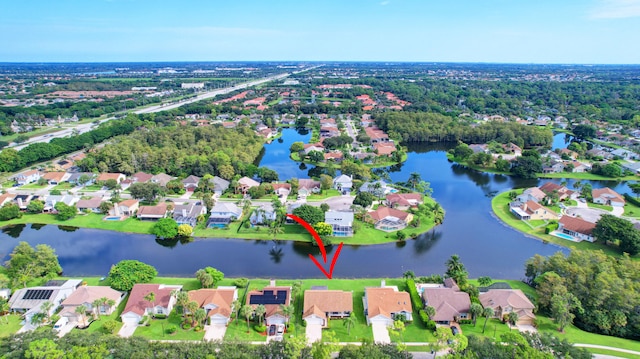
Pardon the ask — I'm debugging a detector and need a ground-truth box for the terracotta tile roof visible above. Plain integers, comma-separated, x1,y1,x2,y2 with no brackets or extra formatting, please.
592,187,624,203
559,216,596,235
76,197,103,209
523,187,546,201
97,173,123,182
137,202,167,216
298,179,321,190
20,169,40,177
365,287,412,320
42,172,66,182
238,176,260,188
188,288,236,318
367,206,410,222
479,289,535,312
374,142,396,155
132,172,154,183
118,199,139,208
271,183,291,191
123,284,181,316
62,286,122,307
386,193,423,207
303,290,353,320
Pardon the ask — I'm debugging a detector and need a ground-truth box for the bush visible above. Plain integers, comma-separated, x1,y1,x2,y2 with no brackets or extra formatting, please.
419,310,429,324
166,325,178,334
194,325,203,332
425,320,437,331
405,279,424,323
458,319,472,325
255,324,267,333
286,323,295,333
103,319,118,334
154,314,167,319
233,278,249,288
301,320,307,327
138,316,148,325
182,322,192,330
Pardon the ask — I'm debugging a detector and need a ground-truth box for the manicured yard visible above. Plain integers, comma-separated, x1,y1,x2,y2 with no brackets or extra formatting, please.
623,200,640,218
51,182,75,191
585,348,639,359
460,318,513,339
539,172,638,181
134,311,205,340
224,319,267,342
80,293,128,335
19,183,48,189
307,189,341,200
2,213,155,235
492,190,634,258
79,184,103,192
0,314,24,338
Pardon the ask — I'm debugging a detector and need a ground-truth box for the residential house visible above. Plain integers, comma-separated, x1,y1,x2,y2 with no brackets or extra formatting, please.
385,193,423,211
173,202,206,227
9,279,82,329
207,202,242,227
324,152,344,162
67,172,94,186
516,187,546,204
360,180,392,198
131,172,154,184
557,216,596,242
539,182,574,201
182,175,201,192
0,193,16,207
43,195,77,212
558,149,579,160
503,143,522,156
592,187,625,207
586,148,612,159
120,284,182,325
150,173,174,187
271,183,291,197
237,177,260,195
303,288,353,328
367,206,412,231
479,289,536,325
188,287,238,325
59,286,124,326
13,194,32,210
246,280,292,325
569,161,592,173
611,148,639,160
364,127,389,144
542,161,565,174
96,173,125,184
250,203,277,225
76,197,103,213
42,172,67,185
363,281,412,326
211,176,230,196
421,280,471,325
137,203,168,221
510,201,558,221
333,175,353,194
373,142,396,156
622,161,640,174
303,143,325,155
324,211,354,237
15,170,41,185
298,179,321,197
112,199,139,216
469,144,489,154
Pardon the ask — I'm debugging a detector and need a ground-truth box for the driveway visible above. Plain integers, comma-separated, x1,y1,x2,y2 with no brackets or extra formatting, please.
371,323,390,344
204,323,227,341
319,195,354,211
56,322,77,337
564,207,606,223
516,324,538,333
118,323,139,337
305,323,322,344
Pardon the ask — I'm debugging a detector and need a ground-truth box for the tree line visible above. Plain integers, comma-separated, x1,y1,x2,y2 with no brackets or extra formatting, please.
375,111,553,147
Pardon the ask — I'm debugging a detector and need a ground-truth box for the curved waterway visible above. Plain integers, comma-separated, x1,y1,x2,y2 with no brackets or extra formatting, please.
1,130,635,279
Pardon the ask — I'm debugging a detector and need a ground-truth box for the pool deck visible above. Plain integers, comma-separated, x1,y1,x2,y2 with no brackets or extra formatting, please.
550,230,580,242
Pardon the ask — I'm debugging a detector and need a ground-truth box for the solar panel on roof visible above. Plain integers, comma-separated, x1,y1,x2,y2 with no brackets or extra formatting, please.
23,289,53,300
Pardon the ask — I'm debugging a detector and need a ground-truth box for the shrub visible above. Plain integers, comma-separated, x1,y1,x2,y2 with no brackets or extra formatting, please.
255,324,267,333
103,319,118,334
419,310,429,324
405,279,424,323
154,314,167,319
166,325,178,334
233,278,249,288
194,325,203,332
286,323,295,333
182,322,191,330
138,316,148,325
425,320,437,331
458,319,473,325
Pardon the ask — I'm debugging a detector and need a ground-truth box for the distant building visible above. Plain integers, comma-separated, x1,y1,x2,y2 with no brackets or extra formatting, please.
181,83,205,89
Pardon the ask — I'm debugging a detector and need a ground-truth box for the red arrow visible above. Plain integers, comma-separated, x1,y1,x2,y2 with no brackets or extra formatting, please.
286,214,327,263
285,213,344,279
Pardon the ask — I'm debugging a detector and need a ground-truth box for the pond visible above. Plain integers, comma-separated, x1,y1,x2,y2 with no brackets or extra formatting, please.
1,129,634,280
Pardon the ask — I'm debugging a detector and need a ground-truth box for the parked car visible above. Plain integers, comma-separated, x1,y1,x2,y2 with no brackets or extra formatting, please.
451,326,459,335
268,324,276,336
276,324,285,335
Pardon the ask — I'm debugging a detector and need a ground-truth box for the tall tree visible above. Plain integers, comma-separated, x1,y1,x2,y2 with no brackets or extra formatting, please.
343,314,357,336
240,305,254,333
482,307,495,334
469,303,483,327
254,304,266,326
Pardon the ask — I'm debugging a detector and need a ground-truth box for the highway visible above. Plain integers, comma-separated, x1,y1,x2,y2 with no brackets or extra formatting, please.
7,67,318,150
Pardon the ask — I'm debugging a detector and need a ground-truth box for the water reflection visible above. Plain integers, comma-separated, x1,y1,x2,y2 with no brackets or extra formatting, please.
2,224,25,239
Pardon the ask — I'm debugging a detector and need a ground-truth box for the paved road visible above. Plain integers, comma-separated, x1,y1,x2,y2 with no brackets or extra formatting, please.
575,343,640,356
9,66,321,150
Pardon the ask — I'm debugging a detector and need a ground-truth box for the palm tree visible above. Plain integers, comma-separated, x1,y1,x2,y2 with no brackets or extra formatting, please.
186,301,199,326
402,270,416,280
144,292,156,315
240,305,254,333
0,302,9,324
40,301,53,323
477,276,493,287
424,306,436,320
76,305,88,328
445,254,468,284
175,291,190,318
482,307,495,334
254,304,266,326
30,312,46,327
408,172,422,191
507,312,519,330
232,299,241,325
469,303,483,327
343,314,357,336
106,299,116,314
194,308,206,327
268,224,284,239
280,304,294,325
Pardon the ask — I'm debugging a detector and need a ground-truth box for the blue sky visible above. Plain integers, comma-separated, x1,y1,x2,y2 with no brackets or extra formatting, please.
1,0,639,63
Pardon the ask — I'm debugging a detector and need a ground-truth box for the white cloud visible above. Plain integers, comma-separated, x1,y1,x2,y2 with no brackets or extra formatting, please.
590,0,640,19
380,1,390,5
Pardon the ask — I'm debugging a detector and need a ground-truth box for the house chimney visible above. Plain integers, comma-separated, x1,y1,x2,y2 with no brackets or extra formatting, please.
269,279,276,287
381,280,386,288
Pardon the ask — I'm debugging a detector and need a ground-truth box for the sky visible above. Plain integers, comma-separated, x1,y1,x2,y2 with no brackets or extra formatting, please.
1,0,639,64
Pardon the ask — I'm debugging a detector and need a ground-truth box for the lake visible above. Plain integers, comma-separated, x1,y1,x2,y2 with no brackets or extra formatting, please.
1,129,634,279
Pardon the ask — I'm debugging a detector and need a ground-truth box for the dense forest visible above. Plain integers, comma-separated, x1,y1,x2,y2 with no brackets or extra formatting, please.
525,250,640,340
375,111,553,147
78,124,265,178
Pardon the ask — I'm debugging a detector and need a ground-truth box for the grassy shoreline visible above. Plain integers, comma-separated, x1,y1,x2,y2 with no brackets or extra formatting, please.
491,189,638,260
1,196,441,245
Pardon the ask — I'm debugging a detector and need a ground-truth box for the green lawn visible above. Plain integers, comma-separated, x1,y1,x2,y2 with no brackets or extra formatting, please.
79,184,103,192
19,182,48,189
585,348,639,359
460,318,513,339
134,310,205,341
51,182,75,191
2,213,155,235
623,200,640,218
0,126,65,143
588,202,613,212
224,319,268,342
307,189,342,200
492,190,635,259
539,172,638,181
0,314,24,338
80,294,127,335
